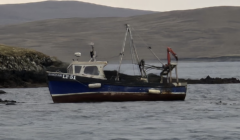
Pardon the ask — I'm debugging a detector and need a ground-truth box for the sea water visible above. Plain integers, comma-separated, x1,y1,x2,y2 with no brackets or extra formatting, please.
0,62,240,140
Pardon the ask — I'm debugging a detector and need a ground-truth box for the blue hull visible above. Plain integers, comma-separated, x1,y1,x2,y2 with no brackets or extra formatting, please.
49,80,186,95
47,75,187,102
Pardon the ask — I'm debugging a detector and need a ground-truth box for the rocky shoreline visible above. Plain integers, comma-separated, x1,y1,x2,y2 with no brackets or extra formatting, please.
179,76,240,84
0,44,67,88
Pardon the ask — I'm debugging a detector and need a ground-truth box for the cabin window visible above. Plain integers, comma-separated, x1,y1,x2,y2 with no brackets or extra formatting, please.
84,66,99,75
75,66,82,74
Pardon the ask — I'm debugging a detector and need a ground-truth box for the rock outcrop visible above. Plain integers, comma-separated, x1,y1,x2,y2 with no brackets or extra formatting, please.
0,98,16,105
190,76,240,84
0,44,66,88
0,90,6,94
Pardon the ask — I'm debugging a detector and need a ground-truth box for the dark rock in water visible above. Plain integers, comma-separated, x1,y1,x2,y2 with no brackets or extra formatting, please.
3,100,16,103
177,76,240,84
5,102,16,105
0,90,6,94
0,98,17,104
198,76,240,84
10,100,16,103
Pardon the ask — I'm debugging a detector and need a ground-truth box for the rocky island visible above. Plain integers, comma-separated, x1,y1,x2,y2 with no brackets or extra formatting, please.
0,44,66,88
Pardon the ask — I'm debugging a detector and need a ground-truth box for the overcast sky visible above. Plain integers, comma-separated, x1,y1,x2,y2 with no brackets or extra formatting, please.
0,0,240,11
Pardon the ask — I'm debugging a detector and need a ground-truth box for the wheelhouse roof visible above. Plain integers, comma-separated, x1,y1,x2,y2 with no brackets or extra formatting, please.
68,61,108,69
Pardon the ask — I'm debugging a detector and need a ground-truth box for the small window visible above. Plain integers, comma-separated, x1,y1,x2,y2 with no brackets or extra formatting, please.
75,66,82,74
84,66,99,75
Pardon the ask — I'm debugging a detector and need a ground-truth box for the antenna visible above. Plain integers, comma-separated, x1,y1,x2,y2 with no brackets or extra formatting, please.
74,52,81,57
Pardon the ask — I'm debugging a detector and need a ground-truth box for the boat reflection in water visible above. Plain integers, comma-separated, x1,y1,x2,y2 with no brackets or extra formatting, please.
47,24,187,103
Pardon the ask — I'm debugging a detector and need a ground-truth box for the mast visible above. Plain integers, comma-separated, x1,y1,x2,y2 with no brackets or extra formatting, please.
128,25,140,64
116,24,147,81
115,25,128,81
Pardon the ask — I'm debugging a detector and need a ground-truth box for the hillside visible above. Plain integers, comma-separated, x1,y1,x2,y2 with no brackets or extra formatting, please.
0,1,155,25
0,6,240,62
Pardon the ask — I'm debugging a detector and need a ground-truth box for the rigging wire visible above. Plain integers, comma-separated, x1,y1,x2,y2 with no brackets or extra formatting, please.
131,26,165,65
129,35,136,75
130,25,166,74
115,24,166,78
131,27,149,47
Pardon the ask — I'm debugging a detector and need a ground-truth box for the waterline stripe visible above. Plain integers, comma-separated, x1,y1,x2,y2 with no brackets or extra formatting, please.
51,92,186,97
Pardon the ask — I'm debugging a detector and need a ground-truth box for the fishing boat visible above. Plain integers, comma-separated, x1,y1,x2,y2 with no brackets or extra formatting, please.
47,24,187,103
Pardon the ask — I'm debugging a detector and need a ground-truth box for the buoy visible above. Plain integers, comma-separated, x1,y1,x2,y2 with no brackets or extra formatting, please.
148,89,161,94
88,83,101,88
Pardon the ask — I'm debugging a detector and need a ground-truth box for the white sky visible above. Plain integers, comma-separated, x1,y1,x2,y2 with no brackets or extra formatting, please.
0,0,240,11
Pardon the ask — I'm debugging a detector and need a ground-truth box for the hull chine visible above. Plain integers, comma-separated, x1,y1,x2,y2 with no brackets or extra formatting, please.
51,92,186,103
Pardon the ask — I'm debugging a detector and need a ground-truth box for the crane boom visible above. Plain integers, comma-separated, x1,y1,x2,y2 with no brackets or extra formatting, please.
167,47,178,65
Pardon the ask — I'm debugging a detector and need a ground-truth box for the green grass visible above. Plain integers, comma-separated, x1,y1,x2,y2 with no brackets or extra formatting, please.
0,44,47,57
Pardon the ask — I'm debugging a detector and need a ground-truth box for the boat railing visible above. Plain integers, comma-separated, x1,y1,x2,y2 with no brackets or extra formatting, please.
160,63,179,85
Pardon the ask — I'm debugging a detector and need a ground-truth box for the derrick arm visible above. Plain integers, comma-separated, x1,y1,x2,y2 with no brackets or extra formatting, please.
167,47,178,65
159,47,179,84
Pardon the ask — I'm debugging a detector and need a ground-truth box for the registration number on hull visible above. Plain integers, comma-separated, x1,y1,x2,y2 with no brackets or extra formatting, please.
62,75,76,80
48,73,76,80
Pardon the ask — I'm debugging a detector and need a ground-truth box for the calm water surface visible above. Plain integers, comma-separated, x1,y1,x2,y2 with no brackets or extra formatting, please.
0,62,240,140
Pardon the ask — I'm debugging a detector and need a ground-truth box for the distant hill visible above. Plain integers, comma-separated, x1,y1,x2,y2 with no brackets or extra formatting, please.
0,6,240,62
0,1,156,25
